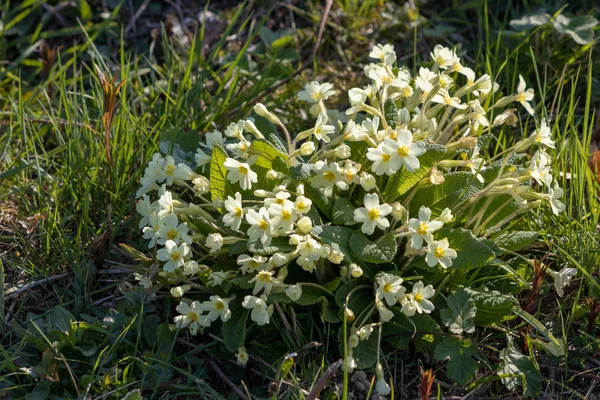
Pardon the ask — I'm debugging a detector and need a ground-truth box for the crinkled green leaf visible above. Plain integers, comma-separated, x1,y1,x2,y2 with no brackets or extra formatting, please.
209,146,232,202
290,162,313,181
384,98,399,127
349,231,398,264
247,236,294,255
498,338,542,397
384,143,447,202
353,328,378,369
122,389,143,400
385,311,441,351
53,306,75,333
250,138,289,169
464,288,516,326
434,336,478,385
494,231,538,252
435,228,497,270
332,196,358,226
440,288,477,334
553,14,598,45
305,185,334,218
222,308,249,351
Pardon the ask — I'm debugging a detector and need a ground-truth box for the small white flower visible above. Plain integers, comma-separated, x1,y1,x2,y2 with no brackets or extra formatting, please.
547,184,565,216
430,45,455,68
359,172,377,191
192,176,210,195
367,144,395,176
369,43,396,65
203,295,232,322
375,363,391,395
310,161,347,191
531,119,555,149
376,300,394,322
136,195,154,229
327,248,345,264
157,240,189,272
528,152,553,187
236,346,249,365
142,214,161,248
436,208,454,223
158,214,192,245
205,130,225,149
357,325,373,340
300,141,316,155
157,191,175,218
426,238,457,268
353,193,392,235
223,192,244,230
174,301,210,335
549,267,576,297
224,158,258,190
264,190,294,209
242,295,273,326
312,113,335,143
376,273,405,306
335,144,351,159
225,120,246,139
285,285,303,301
382,130,427,172
208,271,227,286
170,285,190,298
269,203,298,232
195,148,212,168
431,88,467,109
269,252,289,267
246,208,273,245
296,216,313,234
183,260,202,276
205,233,224,253
349,263,363,278
294,196,312,215
343,356,357,373
401,282,435,316
407,206,444,248
237,254,268,274
516,74,535,115
249,269,281,295
298,81,336,103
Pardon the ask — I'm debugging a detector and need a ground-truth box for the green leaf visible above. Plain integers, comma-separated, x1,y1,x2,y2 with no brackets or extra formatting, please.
434,336,478,385
290,162,313,181
247,236,294,255
494,231,538,252
334,280,373,321
385,311,441,351
250,138,289,169
53,306,75,333
209,146,232,202
25,381,51,400
513,307,560,346
407,171,483,215
353,329,378,369
384,99,398,127
159,127,200,166
440,288,476,334
509,12,551,30
434,228,496,271
349,231,398,264
272,156,291,176
122,389,143,400
464,288,516,326
498,338,542,397
78,0,93,22
384,143,447,202
292,283,339,323
222,309,249,351
332,196,358,226
553,14,598,45
306,185,334,218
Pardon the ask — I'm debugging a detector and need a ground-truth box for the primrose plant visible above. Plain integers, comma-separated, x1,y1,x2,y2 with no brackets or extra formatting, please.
135,43,567,394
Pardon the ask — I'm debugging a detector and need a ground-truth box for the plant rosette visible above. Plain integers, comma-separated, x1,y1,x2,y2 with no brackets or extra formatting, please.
134,43,568,395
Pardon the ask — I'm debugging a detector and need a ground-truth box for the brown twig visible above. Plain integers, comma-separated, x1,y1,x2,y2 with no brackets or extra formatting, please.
306,359,343,400
208,360,250,399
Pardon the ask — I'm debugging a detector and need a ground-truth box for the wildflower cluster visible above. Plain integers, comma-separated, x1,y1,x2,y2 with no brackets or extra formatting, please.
135,43,568,392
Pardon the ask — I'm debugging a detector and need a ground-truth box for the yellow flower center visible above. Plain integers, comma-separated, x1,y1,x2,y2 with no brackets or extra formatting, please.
170,251,181,261
402,87,412,97
189,312,199,322
238,165,248,175
535,133,543,142
297,201,306,210
166,228,178,240
166,164,175,176
215,301,224,311
397,146,410,157
276,198,285,205
235,207,242,217
517,93,526,102
414,293,423,302
258,219,269,230
381,75,393,85
311,92,321,101
417,222,428,235
258,272,271,283
368,208,380,220
281,209,292,220
383,283,394,293
324,171,337,182
381,153,391,162
434,247,445,257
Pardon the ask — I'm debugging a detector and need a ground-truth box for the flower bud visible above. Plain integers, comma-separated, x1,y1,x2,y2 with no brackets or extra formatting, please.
297,216,313,234
348,334,360,348
436,207,454,223
360,172,376,191
205,233,223,253
430,167,445,184
285,284,302,301
334,144,351,159
253,103,281,125
244,119,264,138
253,189,272,198
391,202,406,221
192,176,210,195
296,184,305,196
236,346,249,365
270,252,289,267
349,263,363,278
357,325,373,340
300,141,316,156
327,249,345,264
446,136,478,152
344,307,355,321
398,107,410,124
170,284,190,298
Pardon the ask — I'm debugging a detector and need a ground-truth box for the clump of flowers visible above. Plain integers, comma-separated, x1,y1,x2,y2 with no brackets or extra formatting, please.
134,43,567,394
